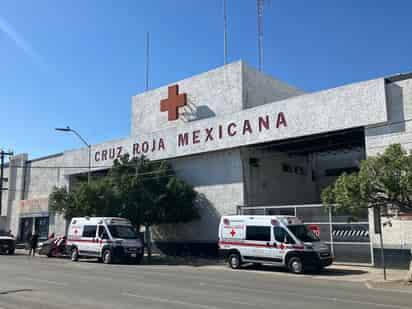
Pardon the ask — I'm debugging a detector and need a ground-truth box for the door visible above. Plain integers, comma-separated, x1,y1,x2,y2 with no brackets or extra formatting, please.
97,225,109,255
81,225,98,256
273,226,295,263
34,217,49,241
244,225,273,262
19,218,33,242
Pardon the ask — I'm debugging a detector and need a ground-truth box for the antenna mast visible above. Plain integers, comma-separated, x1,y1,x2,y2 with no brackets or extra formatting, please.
223,0,228,65
145,32,150,91
257,0,264,72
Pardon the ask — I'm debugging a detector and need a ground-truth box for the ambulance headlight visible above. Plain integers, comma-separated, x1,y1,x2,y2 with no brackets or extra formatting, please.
114,240,123,246
304,244,313,250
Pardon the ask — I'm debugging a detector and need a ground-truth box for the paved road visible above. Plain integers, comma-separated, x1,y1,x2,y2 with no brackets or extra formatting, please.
0,254,410,309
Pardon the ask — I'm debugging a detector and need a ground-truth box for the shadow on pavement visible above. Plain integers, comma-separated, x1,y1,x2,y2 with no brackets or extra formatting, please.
241,263,368,276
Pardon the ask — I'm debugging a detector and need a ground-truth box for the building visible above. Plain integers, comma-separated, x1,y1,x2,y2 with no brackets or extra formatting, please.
1,61,411,265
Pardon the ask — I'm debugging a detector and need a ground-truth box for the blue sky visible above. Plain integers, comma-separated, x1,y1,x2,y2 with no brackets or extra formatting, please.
1,0,412,159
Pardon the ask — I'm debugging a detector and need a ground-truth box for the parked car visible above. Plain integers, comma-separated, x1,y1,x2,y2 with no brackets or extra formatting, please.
218,215,332,273
0,230,16,255
67,217,144,264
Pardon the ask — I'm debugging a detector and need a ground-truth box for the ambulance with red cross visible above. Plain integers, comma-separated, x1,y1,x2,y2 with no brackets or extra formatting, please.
218,215,332,273
67,217,144,264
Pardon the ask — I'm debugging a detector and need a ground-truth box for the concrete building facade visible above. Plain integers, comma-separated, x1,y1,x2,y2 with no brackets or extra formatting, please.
1,61,411,264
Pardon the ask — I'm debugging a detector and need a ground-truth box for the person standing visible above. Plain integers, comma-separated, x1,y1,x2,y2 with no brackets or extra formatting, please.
29,233,39,256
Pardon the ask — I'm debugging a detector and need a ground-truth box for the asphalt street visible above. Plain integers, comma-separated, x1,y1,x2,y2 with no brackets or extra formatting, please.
0,254,410,309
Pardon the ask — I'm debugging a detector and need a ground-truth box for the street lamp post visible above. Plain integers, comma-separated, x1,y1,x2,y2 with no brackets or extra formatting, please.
55,126,91,184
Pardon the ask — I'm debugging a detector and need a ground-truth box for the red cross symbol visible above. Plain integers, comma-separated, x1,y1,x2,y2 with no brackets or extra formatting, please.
74,229,78,235
160,85,187,121
230,229,236,237
279,243,285,250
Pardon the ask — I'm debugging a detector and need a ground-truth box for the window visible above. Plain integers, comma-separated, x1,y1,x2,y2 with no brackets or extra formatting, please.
288,225,319,242
98,226,108,239
274,227,295,244
82,225,97,238
108,225,138,239
246,226,270,241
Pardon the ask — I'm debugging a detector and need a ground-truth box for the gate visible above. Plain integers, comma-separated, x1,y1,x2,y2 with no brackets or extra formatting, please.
236,204,373,265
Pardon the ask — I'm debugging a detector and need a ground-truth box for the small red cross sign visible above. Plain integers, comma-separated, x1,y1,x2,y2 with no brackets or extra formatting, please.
74,229,78,235
230,229,236,237
160,84,187,121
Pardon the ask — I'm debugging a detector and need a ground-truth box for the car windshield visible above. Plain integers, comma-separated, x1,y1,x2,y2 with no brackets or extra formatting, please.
107,225,138,239
288,225,320,242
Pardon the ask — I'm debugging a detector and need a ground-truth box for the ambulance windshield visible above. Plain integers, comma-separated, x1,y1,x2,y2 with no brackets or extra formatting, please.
108,225,138,239
288,225,320,242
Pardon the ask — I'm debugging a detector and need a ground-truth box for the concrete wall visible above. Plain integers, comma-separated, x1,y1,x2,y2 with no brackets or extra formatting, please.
242,63,304,109
131,61,244,136
314,148,365,192
152,148,244,242
243,147,364,207
365,78,412,260
243,148,318,206
1,165,10,217
3,153,68,238
365,78,412,155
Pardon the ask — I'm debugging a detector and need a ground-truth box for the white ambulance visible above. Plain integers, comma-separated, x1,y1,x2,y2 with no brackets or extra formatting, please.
218,215,332,273
67,217,144,264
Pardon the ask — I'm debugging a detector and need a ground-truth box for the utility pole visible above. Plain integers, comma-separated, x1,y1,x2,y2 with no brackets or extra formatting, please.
0,150,13,216
223,0,228,65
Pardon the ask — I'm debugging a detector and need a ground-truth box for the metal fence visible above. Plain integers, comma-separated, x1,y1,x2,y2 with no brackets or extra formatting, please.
237,204,373,265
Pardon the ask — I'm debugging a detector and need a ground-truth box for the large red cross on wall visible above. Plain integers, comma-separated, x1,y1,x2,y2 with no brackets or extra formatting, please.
160,85,187,121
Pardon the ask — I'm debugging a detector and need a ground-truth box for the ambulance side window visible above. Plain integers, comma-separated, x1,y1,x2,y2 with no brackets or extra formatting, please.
246,226,270,241
82,225,97,238
274,227,295,244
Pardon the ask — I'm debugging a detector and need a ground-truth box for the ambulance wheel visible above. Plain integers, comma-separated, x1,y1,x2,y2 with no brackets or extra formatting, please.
103,250,112,264
288,256,303,274
228,253,242,269
71,248,79,262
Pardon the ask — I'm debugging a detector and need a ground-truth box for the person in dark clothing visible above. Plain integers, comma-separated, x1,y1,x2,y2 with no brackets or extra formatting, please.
29,233,39,256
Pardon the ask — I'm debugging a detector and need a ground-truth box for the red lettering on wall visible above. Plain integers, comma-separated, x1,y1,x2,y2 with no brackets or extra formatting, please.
109,148,115,159
228,122,237,137
258,115,270,131
158,138,165,150
276,112,287,128
101,150,107,161
142,141,149,153
116,147,123,158
242,120,252,135
133,143,140,156
178,133,189,146
151,140,156,152
218,125,223,139
193,130,200,144
205,128,214,142
95,152,100,162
